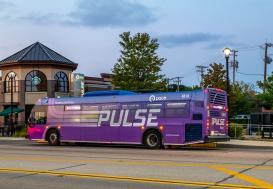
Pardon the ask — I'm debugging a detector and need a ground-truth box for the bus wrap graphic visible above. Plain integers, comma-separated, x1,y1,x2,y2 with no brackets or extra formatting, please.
97,109,161,127
27,89,230,148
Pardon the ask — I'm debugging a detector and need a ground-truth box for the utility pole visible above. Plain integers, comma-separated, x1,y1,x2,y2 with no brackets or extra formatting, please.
196,65,207,88
168,76,184,92
230,50,238,83
263,43,273,93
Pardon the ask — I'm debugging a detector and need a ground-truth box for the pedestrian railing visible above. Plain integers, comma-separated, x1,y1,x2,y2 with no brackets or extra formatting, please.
230,123,273,139
0,121,26,137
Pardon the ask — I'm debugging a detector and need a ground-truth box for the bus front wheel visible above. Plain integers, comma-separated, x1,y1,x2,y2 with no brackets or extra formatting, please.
144,130,162,149
47,129,60,146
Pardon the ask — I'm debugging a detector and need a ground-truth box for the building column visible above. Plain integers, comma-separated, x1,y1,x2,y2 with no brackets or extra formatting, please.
47,80,55,98
18,80,25,123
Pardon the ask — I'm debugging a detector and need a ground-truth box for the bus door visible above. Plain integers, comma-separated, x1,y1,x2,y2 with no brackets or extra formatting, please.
28,105,48,139
184,101,204,142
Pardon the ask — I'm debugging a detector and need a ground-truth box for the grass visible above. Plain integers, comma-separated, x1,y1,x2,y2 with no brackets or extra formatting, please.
14,126,27,138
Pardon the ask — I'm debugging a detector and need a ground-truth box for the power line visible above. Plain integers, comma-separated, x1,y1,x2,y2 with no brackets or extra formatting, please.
236,71,265,76
168,76,184,92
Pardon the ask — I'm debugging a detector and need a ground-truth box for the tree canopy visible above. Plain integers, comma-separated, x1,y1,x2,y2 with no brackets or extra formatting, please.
257,72,273,109
229,81,257,116
203,63,258,116
112,32,166,91
203,63,226,89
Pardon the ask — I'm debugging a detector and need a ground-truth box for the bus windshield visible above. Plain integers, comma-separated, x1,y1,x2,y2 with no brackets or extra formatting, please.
30,105,47,124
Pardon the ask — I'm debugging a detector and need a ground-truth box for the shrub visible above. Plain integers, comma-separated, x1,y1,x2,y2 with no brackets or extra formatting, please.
14,126,27,138
229,124,244,138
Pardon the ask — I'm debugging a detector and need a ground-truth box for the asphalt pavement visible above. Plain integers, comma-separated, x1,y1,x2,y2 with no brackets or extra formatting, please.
0,139,272,189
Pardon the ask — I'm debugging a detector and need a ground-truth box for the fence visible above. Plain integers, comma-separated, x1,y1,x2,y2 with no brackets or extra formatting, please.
230,122,273,139
0,121,26,137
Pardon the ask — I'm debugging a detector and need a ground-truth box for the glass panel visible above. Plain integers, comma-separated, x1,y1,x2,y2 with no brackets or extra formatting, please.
30,112,47,124
165,101,189,118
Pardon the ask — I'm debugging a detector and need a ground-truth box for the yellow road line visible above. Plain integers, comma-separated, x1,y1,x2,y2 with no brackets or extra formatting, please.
0,155,273,170
0,167,269,189
210,166,273,188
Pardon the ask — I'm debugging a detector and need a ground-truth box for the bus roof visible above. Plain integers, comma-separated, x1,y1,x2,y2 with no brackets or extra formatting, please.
35,89,225,106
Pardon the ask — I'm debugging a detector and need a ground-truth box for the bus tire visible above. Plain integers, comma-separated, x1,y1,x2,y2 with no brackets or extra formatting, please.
47,129,60,146
143,130,162,149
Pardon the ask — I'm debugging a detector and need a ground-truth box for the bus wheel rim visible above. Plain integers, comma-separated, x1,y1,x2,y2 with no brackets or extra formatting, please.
50,133,57,143
147,134,158,147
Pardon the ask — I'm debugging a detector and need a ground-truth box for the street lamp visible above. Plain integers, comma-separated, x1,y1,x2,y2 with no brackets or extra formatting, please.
9,72,15,136
223,48,231,96
223,48,231,134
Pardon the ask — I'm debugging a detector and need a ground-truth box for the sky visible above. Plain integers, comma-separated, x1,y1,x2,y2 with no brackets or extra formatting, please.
0,0,273,90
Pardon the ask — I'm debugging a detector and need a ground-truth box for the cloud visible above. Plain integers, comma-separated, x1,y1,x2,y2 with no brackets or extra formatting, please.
158,33,223,48
0,0,14,11
68,0,157,27
17,13,61,25
206,41,246,49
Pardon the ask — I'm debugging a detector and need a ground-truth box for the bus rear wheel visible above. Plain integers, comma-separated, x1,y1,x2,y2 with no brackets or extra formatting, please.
47,129,60,146
144,130,162,149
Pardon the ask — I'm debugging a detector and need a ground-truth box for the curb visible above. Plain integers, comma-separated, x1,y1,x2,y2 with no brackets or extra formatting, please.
0,137,27,141
217,143,273,149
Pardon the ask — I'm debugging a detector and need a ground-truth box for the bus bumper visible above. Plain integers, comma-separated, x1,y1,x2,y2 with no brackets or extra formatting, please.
205,135,230,142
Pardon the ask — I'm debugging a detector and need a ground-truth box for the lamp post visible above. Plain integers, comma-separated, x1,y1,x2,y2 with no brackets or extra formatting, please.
223,48,231,96
9,72,15,136
223,48,231,134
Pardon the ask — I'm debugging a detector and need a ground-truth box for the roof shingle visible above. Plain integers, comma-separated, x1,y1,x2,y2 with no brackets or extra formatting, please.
0,42,75,65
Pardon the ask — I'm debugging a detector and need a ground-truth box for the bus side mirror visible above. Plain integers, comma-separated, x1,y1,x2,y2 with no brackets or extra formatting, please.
27,118,32,127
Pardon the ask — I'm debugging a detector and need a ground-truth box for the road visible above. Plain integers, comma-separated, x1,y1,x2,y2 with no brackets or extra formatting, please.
0,140,272,189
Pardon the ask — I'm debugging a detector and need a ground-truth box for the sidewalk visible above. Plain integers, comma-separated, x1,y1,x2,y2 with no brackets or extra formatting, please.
219,139,273,148
0,137,26,141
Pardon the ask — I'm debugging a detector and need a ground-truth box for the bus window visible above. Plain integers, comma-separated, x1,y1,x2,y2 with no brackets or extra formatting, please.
30,112,47,124
101,104,119,110
65,105,81,111
30,105,48,124
165,101,189,118
145,103,163,116
122,103,140,109
82,105,99,111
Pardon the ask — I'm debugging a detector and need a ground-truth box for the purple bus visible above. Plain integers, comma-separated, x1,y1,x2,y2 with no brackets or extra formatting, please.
27,88,229,149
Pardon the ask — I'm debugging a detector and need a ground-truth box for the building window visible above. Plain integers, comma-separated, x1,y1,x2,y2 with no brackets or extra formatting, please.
4,72,18,93
54,71,68,92
25,70,47,92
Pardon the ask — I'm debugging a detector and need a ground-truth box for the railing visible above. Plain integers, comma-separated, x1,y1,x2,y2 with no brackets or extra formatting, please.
0,121,26,137
230,122,273,139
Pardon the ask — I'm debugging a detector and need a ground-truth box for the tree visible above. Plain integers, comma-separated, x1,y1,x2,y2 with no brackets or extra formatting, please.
203,63,258,116
257,72,273,109
112,32,167,91
203,63,226,89
167,84,200,92
229,81,257,116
